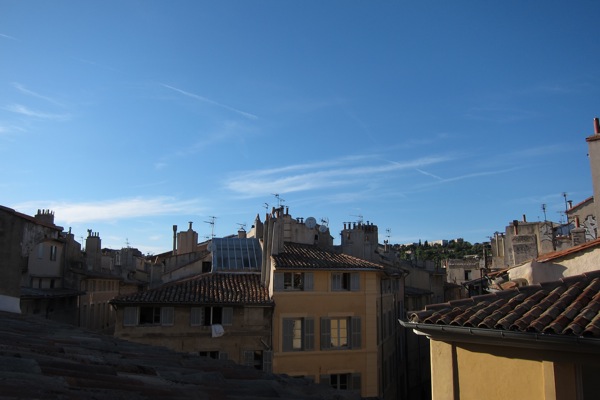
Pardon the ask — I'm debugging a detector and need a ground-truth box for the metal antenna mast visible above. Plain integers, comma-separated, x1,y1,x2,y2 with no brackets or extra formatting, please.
541,204,547,221
272,193,285,207
204,216,217,238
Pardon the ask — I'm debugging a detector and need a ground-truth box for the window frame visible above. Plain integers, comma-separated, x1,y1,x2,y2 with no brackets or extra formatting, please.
331,272,360,291
274,272,314,291
282,317,314,352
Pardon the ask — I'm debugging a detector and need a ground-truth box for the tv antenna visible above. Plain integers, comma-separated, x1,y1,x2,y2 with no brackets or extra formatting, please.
263,202,269,210
237,222,246,231
204,216,217,238
320,217,329,227
272,193,285,207
386,228,391,240
351,214,364,224
541,204,547,221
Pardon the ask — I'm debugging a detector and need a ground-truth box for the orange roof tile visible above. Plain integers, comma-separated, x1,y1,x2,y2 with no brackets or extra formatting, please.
111,273,272,306
272,242,383,270
407,270,600,338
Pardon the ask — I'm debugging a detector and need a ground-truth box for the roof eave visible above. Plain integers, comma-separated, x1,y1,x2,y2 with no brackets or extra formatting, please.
400,320,600,354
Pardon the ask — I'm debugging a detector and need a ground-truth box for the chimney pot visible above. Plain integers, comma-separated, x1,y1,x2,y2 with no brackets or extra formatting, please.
522,214,527,223
594,117,600,134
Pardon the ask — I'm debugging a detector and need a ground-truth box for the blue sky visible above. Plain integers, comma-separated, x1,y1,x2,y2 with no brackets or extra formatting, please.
2,1,600,254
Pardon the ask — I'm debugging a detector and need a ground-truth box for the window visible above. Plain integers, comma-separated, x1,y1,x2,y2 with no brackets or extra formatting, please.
37,244,44,259
50,245,57,261
464,270,472,281
321,373,361,391
321,317,361,350
331,272,360,291
139,307,161,325
331,373,349,390
124,306,174,326
190,306,233,326
282,318,314,351
202,261,212,273
274,272,313,291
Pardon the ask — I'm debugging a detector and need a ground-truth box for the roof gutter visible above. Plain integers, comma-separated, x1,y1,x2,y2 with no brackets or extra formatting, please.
399,320,600,354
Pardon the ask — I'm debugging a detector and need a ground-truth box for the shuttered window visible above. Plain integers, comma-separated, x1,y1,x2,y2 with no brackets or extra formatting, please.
123,306,138,326
321,316,361,350
282,318,313,351
190,307,204,326
160,307,174,326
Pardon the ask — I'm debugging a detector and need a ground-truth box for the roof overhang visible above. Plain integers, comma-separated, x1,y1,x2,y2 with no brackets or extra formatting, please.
400,320,600,354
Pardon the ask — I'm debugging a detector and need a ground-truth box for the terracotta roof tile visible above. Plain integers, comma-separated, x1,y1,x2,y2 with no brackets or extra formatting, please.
272,242,383,270
0,311,357,399
111,273,272,305
407,270,600,338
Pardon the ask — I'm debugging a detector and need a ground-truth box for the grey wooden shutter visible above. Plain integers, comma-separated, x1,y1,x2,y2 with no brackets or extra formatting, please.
282,319,294,351
351,316,361,349
160,307,174,326
123,306,138,326
190,307,204,326
274,273,284,291
222,307,233,326
333,273,342,290
262,350,272,373
304,272,314,291
320,317,331,350
304,318,314,350
350,273,360,291
351,373,361,391
243,350,254,367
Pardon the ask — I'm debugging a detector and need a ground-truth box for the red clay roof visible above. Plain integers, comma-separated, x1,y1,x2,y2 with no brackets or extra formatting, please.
407,270,600,338
536,237,600,263
0,311,356,399
111,273,272,306
272,242,383,270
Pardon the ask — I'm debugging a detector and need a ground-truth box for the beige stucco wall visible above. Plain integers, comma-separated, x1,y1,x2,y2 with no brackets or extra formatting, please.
429,340,579,400
509,247,600,284
114,305,272,365
272,269,380,398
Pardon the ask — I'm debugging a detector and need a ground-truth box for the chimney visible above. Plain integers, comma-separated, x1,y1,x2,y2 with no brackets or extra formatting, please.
594,117,600,134
172,225,177,255
238,229,247,239
513,220,519,235
188,221,193,230
568,200,573,209
522,214,527,223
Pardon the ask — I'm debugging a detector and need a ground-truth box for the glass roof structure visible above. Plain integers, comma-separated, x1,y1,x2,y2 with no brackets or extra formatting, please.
211,237,262,272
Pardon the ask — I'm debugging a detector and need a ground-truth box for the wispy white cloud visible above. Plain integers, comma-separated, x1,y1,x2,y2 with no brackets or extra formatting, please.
416,167,520,188
12,83,65,107
161,83,258,120
3,104,70,121
226,155,452,197
0,33,17,41
14,197,206,224
416,168,443,180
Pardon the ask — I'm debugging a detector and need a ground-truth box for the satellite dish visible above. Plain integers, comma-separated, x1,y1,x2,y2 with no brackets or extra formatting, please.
319,225,328,233
305,217,317,229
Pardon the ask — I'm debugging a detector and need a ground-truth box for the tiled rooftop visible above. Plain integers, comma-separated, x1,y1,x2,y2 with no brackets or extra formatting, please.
111,273,272,306
535,237,600,263
407,270,600,338
0,311,357,399
272,242,383,270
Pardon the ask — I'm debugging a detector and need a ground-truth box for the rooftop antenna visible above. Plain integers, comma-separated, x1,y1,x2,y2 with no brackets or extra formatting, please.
125,238,130,248
351,214,364,224
386,228,391,240
272,193,285,207
204,216,217,238
263,202,269,210
237,222,246,231
541,204,547,221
